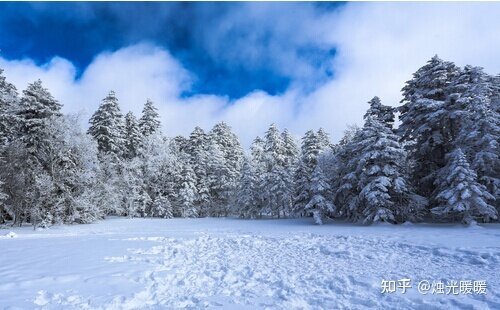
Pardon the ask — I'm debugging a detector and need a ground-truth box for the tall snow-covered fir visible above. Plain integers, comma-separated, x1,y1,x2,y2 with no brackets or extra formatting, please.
432,148,497,224
88,91,126,158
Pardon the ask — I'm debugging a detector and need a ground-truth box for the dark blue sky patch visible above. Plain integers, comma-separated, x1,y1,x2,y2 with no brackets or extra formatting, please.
0,2,343,99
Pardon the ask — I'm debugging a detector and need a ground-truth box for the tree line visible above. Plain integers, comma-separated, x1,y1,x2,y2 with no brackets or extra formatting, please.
0,55,498,227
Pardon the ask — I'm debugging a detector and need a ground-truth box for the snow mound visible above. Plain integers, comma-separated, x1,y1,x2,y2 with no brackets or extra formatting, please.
1,231,18,239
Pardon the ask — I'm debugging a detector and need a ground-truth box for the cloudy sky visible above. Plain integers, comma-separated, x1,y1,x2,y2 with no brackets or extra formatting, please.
1,2,499,146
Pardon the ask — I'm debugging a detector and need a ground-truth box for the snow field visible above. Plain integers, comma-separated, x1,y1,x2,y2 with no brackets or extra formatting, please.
1,218,499,309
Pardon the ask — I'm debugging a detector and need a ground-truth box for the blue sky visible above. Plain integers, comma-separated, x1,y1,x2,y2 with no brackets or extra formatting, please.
1,2,499,146
0,2,340,98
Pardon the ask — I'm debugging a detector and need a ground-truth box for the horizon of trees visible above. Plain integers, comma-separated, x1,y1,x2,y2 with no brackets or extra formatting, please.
0,55,498,227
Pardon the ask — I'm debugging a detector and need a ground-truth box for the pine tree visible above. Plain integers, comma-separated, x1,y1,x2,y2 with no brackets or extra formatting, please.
433,149,497,224
250,136,265,215
301,130,320,170
188,126,211,216
261,124,288,217
292,161,310,216
281,129,298,216
292,130,321,215
0,69,18,223
282,129,299,168
139,99,161,136
0,69,18,148
124,112,143,159
333,124,360,154
14,80,63,226
120,157,144,217
317,128,333,152
141,134,183,215
177,162,198,218
151,194,173,219
452,66,500,210
235,156,259,218
356,117,425,224
492,74,500,115
172,135,189,155
207,140,232,216
88,91,125,158
330,125,362,219
0,179,8,223
251,136,265,165
364,96,394,128
16,79,62,153
305,165,334,225
336,98,425,224
398,55,461,203
136,190,152,218
209,122,243,214
93,153,125,216
210,121,244,178
44,115,103,224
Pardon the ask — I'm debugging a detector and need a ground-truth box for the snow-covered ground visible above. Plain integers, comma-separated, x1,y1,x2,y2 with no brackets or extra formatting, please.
0,218,499,309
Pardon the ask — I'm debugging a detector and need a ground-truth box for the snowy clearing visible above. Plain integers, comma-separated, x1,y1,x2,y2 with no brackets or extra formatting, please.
1,218,499,309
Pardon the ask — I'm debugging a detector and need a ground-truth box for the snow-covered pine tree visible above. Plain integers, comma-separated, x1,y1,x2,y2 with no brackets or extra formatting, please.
88,92,128,217
282,129,299,169
0,69,18,223
335,97,425,224
139,99,161,136
250,136,265,215
451,66,500,211
329,125,362,220
398,55,461,203
433,148,497,224
304,165,334,225
364,96,394,128
151,194,173,219
209,122,243,215
292,161,310,217
13,80,63,226
332,124,360,154
43,115,103,224
251,136,265,165
292,130,321,216
206,140,232,216
188,126,211,216
301,130,321,171
492,74,500,114
121,155,150,217
355,116,425,224
261,124,288,218
124,112,143,159
139,133,182,216
0,179,7,223
164,138,188,212
88,91,126,158
317,128,333,152
281,129,299,216
93,153,126,216
136,190,152,218
16,79,62,154
177,162,198,218
0,69,18,148
172,135,189,155
235,156,260,218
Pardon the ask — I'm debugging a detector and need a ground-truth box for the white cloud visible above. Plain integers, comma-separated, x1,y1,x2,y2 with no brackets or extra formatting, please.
1,3,499,147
